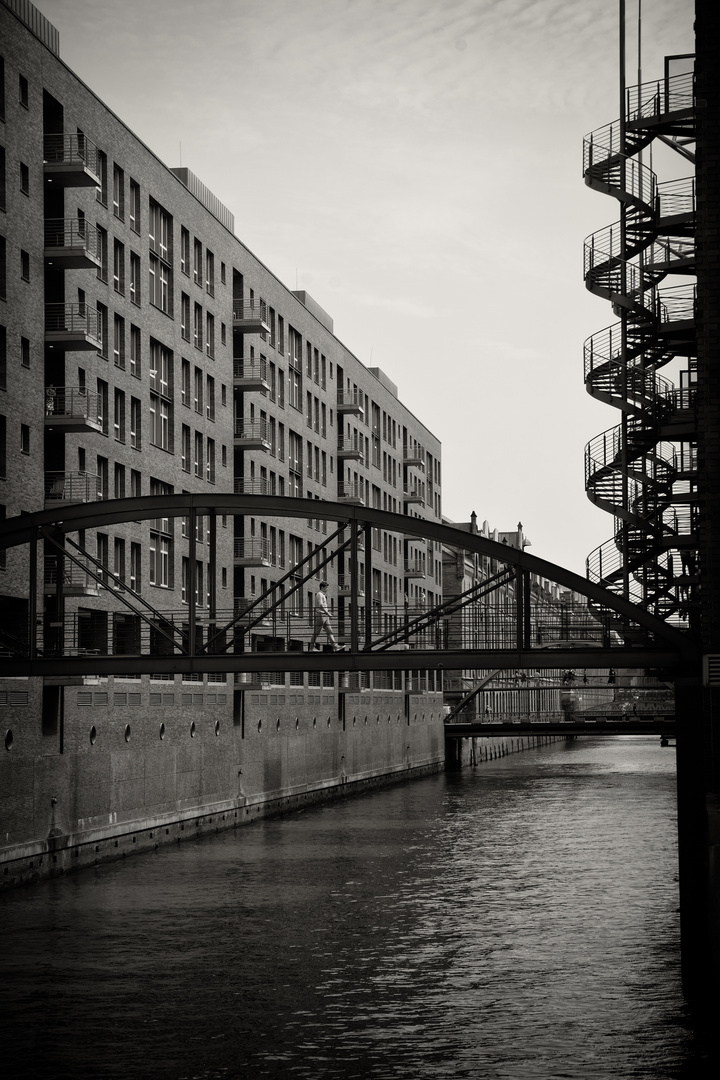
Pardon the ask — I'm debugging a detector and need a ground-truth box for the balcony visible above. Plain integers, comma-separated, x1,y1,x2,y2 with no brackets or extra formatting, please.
44,561,99,598
233,358,269,392
337,390,364,417
44,219,101,269
44,387,103,433
43,133,101,188
234,539,271,567
403,444,425,469
403,484,425,505
234,418,271,451
338,481,365,506
404,559,426,579
233,300,270,335
234,478,273,496
337,435,365,462
338,575,365,598
45,304,102,352
44,472,103,509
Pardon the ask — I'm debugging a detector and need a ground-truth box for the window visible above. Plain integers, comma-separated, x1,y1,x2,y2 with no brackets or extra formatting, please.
150,395,170,450
181,293,190,340
131,469,141,498
194,431,203,478
113,314,125,368
181,358,190,406
114,388,125,442
129,252,140,305
113,537,125,586
206,313,214,358
0,413,5,478
149,341,172,451
149,254,171,314
96,456,109,500
113,240,125,293
0,237,5,300
19,75,28,109
220,322,226,346
130,325,141,377
21,336,30,369
193,367,203,414
206,375,215,421
181,425,191,472
130,397,141,449
0,147,5,212
206,250,214,296
148,199,172,314
193,303,203,350
130,543,141,592
96,150,108,205
0,326,5,389
20,423,30,454
206,438,215,483
220,261,226,285
113,165,124,219
97,379,108,434
193,238,202,286
96,531,109,583
129,179,140,233
288,431,302,497
114,463,126,499
96,225,108,282
96,303,108,358
20,250,30,281
180,227,189,275
149,533,170,588
20,163,29,195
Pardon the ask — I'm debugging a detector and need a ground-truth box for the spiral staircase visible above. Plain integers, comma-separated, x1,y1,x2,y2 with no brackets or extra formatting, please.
583,65,698,629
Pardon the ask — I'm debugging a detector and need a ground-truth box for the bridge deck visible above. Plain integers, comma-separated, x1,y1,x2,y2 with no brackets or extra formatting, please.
445,718,677,737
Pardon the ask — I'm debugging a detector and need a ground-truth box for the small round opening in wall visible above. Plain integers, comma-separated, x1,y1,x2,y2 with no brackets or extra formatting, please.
190,722,196,738
124,724,131,743
215,720,220,736
4,729,13,751
90,725,97,745
160,723,165,740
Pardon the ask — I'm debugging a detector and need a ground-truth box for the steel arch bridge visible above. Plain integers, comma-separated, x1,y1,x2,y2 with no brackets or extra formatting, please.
0,495,700,680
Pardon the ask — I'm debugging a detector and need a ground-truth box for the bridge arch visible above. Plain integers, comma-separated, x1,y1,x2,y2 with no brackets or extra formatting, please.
0,495,699,676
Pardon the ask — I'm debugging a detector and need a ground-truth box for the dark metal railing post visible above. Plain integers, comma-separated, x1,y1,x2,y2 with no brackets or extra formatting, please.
188,507,197,656
364,523,372,648
350,522,359,653
29,526,37,659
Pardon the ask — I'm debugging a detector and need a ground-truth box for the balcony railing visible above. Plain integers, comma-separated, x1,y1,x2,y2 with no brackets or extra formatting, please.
337,390,364,416
232,300,269,333
337,481,365,504
234,419,270,449
233,539,271,566
233,358,269,391
44,387,103,432
337,435,365,461
403,444,425,468
44,218,101,267
44,561,99,597
338,576,365,596
404,559,425,578
44,472,103,506
403,484,425,504
45,303,102,350
43,133,101,186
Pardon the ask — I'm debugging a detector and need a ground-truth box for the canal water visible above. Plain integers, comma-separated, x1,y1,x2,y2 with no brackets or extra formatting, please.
1,737,713,1079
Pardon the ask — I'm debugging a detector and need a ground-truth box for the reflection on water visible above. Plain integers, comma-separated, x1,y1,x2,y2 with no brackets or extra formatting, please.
1,737,713,1079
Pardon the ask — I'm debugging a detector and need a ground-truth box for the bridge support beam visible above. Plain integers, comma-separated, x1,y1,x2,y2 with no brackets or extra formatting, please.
675,679,720,1028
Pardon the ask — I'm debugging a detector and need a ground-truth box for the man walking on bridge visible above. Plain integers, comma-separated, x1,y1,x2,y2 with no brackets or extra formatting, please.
310,580,345,651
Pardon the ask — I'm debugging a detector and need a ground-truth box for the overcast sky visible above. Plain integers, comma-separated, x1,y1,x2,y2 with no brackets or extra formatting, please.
33,0,695,575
